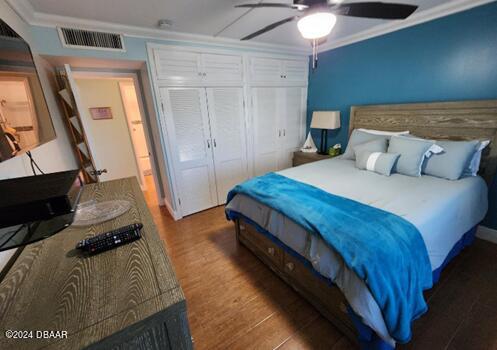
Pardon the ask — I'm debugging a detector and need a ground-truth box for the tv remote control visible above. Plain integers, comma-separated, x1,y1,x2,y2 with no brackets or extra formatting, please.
76,223,143,255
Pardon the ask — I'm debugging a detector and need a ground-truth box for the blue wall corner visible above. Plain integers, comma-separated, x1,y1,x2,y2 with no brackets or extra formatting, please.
306,1,497,228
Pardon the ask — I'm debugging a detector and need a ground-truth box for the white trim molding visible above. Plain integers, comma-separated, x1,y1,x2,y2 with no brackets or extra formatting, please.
7,0,495,56
477,225,497,245
163,198,181,221
318,0,496,53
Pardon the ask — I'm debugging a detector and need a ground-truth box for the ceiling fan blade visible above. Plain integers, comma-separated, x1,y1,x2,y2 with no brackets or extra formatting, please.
235,3,302,10
332,2,418,20
241,16,297,41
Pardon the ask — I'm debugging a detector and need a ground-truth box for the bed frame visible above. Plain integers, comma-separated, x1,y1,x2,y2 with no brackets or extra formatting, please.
234,99,497,346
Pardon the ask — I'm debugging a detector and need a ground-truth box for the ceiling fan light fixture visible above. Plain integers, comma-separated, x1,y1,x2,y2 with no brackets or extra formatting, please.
297,12,336,39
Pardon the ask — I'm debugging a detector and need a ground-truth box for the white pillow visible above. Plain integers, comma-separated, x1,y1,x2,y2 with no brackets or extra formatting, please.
463,140,490,177
357,128,410,136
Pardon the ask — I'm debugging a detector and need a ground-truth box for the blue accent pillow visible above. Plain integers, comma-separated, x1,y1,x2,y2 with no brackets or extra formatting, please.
353,138,388,156
388,136,440,177
423,140,480,180
342,130,390,160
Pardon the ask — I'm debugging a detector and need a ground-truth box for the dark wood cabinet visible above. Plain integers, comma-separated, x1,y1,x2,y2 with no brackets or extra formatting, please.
0,178,192,350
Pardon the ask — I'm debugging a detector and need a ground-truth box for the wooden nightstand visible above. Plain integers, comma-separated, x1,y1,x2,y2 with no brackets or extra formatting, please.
293,151,332,166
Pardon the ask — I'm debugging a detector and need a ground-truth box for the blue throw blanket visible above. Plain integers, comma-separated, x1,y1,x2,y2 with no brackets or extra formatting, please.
226,173,433,343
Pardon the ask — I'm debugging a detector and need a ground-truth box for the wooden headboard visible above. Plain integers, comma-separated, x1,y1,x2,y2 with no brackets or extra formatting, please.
349,100,497,184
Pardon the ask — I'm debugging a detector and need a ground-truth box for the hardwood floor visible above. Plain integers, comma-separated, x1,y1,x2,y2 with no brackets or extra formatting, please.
142,176,497,350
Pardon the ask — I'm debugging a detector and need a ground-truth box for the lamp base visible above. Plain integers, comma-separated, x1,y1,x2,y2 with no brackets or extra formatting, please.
319,129,328,154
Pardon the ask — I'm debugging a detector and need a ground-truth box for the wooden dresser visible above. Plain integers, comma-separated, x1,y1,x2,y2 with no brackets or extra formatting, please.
0,178,192,350
293,151,332,166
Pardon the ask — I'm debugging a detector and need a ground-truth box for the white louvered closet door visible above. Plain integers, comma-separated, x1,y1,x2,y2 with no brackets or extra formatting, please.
159,87,218,216
202,54,244,85
252,87,280,176
278,87,306,170
154,50,202,85
206,88,248,203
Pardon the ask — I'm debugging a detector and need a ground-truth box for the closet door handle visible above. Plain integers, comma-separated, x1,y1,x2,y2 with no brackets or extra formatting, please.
278,130,281,137
207,140,211,148
283,129,286,136
213,139,217,148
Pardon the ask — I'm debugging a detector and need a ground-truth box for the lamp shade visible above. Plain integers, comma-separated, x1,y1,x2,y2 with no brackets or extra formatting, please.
310,111,341,130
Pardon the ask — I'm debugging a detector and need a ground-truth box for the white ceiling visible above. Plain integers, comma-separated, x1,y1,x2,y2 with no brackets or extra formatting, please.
18,0,485,49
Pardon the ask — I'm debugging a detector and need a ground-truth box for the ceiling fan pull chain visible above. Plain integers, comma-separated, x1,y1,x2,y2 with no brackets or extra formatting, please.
312,38,318,71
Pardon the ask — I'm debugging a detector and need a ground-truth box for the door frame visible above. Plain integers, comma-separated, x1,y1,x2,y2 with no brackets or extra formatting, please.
118,80,148,189
72,70,163,204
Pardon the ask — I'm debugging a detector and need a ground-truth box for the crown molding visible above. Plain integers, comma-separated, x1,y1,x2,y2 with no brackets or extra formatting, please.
5,0,35,24
6,0,310,56
318,0,496,53
7,0,496,56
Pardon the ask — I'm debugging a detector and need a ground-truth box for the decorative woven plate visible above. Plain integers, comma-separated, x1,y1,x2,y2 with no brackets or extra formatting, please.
72,200,132,227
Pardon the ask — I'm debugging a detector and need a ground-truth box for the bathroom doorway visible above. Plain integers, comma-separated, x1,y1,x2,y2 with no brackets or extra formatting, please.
72,71,159,202
119,80,152,183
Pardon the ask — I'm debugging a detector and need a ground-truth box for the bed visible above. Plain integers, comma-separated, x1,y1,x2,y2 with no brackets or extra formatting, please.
226,100,497,349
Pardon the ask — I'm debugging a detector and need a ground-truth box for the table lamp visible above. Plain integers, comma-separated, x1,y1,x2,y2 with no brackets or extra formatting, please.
310,111,341,154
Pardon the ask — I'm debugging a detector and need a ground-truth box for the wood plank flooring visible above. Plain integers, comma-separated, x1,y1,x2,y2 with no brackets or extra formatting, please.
142,176,497,350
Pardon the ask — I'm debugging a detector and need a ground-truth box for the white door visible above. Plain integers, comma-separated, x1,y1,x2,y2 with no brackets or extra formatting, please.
249,58,283,84
201,54,244,85
57,65,99,182
206,88,248,203
252,87,280,176
278,87,306,170
160,87,218,216
153,49,202,85
282,59,308,84
75,78,142,184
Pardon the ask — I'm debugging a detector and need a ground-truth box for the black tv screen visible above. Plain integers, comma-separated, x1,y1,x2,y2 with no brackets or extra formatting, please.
0,19,56,162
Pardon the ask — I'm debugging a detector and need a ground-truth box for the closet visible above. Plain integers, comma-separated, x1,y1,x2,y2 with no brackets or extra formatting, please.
153,49,244,86
249,57,308,85
150,44,308,218
160,87,248,216
252,87,306,176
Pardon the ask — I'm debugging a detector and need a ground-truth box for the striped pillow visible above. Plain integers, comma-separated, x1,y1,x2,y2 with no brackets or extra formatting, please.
356,151,400,176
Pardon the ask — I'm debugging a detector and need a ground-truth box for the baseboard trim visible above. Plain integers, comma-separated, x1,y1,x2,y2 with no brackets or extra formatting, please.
476,225,497,244
163,198,182,221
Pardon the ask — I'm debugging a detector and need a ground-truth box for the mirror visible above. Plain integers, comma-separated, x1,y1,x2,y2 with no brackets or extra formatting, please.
0,19,56,162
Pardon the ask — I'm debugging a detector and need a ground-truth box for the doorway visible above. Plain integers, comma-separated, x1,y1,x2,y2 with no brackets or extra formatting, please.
119,81,152,181
72,72,158,202
0,75,39,150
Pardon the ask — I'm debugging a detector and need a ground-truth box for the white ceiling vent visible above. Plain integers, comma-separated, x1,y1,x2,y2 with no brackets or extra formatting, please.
58,27,125,52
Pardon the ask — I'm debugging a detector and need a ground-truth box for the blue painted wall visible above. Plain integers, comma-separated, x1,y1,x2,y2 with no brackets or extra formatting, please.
307,1,497,228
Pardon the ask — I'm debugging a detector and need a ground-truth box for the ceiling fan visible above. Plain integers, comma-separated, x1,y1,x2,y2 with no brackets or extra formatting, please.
235,1,418,68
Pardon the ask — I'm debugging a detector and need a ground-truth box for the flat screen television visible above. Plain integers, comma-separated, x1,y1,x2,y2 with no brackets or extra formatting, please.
0,18,56,162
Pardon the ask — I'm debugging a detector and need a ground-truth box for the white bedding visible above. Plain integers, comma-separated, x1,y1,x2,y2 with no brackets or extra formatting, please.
226,157,488,346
